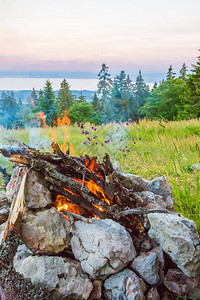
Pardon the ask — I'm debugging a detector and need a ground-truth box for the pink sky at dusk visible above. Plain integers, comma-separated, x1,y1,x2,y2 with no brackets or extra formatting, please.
0,0,200,75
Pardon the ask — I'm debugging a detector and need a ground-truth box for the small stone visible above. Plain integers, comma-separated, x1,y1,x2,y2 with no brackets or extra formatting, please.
146,287,160,300
148,213,200,277
71,218,136,278
131,251,160,285
140,239,153,252
147,176,174,209
21,207,71,254
164,269,198,295
104,269,146,300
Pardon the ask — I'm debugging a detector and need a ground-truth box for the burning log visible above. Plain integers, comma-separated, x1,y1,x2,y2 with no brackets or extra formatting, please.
0,139,172,235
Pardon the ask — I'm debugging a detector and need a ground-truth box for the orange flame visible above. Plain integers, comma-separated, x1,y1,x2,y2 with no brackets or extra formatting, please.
55,195,82,215
57,110,71,126
36,112,48,128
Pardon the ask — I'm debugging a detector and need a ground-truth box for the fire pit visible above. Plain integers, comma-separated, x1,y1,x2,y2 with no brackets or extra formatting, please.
0,139,200,299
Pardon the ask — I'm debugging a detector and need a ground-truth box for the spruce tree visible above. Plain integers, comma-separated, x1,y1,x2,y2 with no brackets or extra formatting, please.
56,79,74,118
38,80,56,125
179,63,188,81
91,92,101,113
31,87,39,107
166,65,176,80
97,64,113,110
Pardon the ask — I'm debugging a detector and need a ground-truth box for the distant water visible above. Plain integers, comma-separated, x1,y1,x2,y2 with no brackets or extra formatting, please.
0,78,98,91
0,77,154,91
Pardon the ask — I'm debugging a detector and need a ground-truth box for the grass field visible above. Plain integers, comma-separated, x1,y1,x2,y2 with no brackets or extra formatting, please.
0,118,200,232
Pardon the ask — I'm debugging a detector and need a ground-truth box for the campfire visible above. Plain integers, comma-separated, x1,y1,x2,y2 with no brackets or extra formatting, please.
0,122,200,299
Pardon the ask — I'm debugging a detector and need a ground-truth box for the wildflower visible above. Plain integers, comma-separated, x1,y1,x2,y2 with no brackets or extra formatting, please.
83,142,87,145
123,154,126,157
139,138,141,140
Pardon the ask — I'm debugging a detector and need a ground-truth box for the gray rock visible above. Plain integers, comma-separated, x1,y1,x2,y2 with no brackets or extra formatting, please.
147,176,174,209
24,170,52,208
164,269,197,295
146,287,160,300
148,213,200,277
131,251,160,285
71,218,136,278
21,207,71,254
14,254,93,299
140,239,153,252
135,191,166,209
0,222,6,244
104,268,146,300
14,244,33,263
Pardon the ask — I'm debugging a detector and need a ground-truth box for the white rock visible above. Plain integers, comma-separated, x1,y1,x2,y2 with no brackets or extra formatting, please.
21,207,71,254
71,218,136,278
135,191,166,209
148,213,200,277
14,254,93,299
147,176,174,209
104,268,146,300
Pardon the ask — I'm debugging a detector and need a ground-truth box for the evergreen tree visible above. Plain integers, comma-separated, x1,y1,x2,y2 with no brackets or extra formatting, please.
56,79,74,118
78,90,87,103
97,64,113,110
91,92,101,113
132,70,150,120
184,50,200,117
30,87,39,107
179,63,188,81
166,65,176,80
151,82,158,92
38,80,56,125
0,92,19,128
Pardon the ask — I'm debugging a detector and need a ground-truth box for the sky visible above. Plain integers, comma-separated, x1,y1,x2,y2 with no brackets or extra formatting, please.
0,0,200,77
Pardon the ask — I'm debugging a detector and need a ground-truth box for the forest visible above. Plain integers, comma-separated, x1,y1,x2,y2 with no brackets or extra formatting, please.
0,50,200,128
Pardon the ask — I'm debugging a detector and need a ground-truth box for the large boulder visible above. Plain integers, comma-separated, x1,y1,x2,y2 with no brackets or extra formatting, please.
6,164,27,203
147,176,174,209
104,269,146,300
71,218,136,278
21,207,71,254
14,248,93,300
148,213,200,277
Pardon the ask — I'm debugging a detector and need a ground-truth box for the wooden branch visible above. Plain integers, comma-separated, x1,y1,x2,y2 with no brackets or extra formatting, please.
119,207,173,217
61,209,92,223
2,172,27,243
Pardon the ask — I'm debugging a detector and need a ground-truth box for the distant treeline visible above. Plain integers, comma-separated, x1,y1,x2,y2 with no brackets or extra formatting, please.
0,50,200,128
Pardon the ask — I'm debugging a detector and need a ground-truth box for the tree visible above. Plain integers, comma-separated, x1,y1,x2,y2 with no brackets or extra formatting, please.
0,92,19,128
30,87,39,107
91,92,101,113
68,101,102,124
183,50,200,117
166,65,176,80
132,70,150,120
38,80,56,125
141,78,189,120
179,63,188,81
78,90,87,103
56,79,74,118
97,64,113,110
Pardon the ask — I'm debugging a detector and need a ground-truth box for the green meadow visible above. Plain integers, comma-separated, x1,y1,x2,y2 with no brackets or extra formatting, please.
0,118,200,232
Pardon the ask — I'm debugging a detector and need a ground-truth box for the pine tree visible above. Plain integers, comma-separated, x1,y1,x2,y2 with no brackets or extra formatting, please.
56,79,74,118
97,64,113,110
38,80,56,125
30,87,39,107
78,90,87,103
166,65,176,80
179,63,188,81
0,92,19,128
133,70,150,120
91,92,101,113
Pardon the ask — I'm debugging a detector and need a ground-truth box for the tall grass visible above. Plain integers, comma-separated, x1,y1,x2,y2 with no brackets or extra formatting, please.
0,119,200,231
